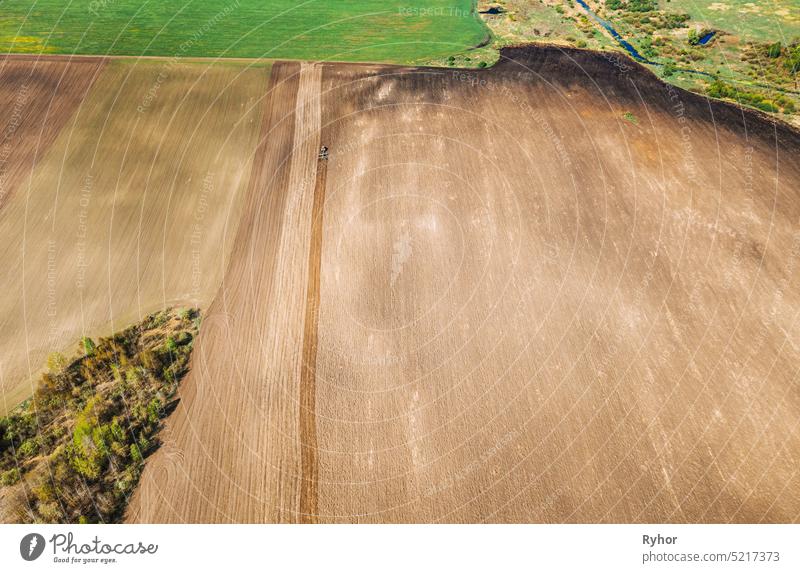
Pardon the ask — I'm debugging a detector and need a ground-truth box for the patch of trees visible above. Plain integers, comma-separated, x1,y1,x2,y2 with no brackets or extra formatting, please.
707,80,795,114
606,0,657,12
626,0,657,12
765,40,800,75
0,308,199,523
787,43,800,74
740,39,800,97
661,61,677,77
743,39,800,74
657,12,690,29
639,37,658,59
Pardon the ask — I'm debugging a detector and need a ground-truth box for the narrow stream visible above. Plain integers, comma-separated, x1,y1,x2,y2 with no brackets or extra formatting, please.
575,0,652,63
574,0,716,79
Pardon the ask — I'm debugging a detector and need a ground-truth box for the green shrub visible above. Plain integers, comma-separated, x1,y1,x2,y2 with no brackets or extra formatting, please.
706,79,789,114
627,0,656,12
623,111,639,124
164,337,178,353
17,437,40,458
786,43,800,73
125,367,141,385
639,37,657,59
0,467,20,486
80,337,96,356
71,452,101,480
661,13,689,29
146,399,162,425
130,443,143,464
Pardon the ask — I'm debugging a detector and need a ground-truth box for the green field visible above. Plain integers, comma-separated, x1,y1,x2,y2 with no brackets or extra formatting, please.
0,0,489,63
659,0,800,43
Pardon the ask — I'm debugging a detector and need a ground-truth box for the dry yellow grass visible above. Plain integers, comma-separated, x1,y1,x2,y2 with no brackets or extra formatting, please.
0,58,268,413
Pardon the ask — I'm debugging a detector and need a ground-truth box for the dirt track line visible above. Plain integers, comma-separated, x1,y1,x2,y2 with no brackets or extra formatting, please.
299,152,327,523
266,60,322,522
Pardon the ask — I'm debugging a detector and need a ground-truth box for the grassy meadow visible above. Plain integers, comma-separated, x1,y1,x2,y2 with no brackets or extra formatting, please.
0,0,489,63
660,0,799,43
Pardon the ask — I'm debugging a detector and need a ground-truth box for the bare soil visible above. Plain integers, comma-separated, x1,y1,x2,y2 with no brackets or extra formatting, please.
128,61,324,522
0,56,105,211
129,46,800,523
0,58,267,413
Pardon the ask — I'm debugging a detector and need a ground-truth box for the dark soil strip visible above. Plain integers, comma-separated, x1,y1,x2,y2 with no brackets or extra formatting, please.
299,149,327,523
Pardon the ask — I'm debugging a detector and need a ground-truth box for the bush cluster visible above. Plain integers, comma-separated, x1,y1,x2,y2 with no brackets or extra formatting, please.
707,80,795,114
606,0,657,12
0,308,199,523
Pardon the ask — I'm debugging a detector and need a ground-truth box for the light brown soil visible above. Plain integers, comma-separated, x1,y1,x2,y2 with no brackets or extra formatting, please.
128,61,325,522
0,56,106,211
0,58,267,413
302,51,800,523
125,46,799,522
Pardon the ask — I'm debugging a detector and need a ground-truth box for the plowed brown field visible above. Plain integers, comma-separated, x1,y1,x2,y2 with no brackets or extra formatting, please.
129,61,324,523
0,58,268,412
129,47,800,523
0,56,106,213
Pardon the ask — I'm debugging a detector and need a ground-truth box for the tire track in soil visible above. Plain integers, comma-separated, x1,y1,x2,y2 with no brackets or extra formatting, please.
299,153,327,523
126,47,800,523
127,61,323,522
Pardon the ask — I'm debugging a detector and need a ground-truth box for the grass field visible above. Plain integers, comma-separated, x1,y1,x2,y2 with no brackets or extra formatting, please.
660,0,800,43
0,0,488,63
